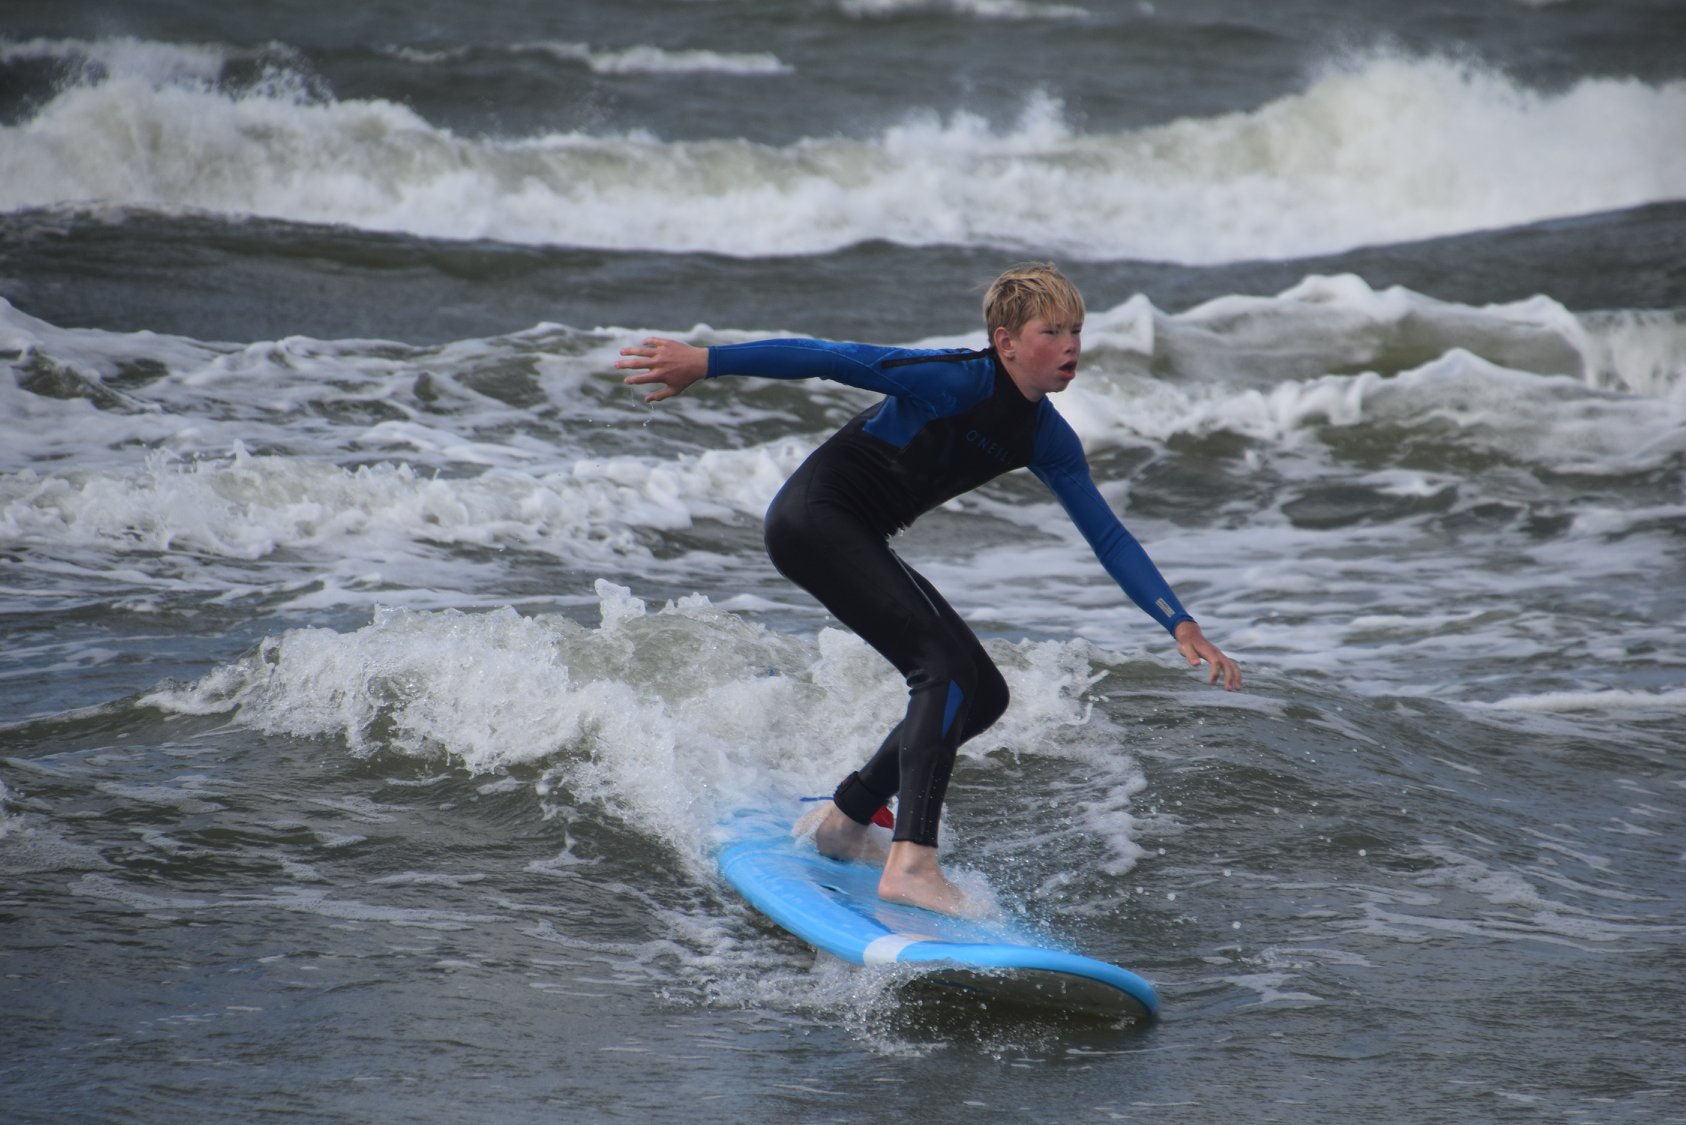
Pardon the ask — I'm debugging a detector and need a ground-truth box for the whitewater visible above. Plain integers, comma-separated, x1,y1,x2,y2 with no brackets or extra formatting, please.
4,39,1685,261
3,3,1683,1122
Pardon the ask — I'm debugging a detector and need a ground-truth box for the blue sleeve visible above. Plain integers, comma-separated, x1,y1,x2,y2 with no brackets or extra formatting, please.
1028,408,1195,636
706,338,972,407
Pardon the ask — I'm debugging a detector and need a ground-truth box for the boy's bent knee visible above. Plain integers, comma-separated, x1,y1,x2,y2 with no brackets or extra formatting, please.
959,664,1009,741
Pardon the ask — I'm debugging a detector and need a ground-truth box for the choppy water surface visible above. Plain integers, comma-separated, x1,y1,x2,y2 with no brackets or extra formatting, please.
3,1,1683,1122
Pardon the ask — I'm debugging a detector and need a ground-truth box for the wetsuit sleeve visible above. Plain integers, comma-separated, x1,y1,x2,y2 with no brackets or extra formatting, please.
1028,409,1195,636
706,338,969,405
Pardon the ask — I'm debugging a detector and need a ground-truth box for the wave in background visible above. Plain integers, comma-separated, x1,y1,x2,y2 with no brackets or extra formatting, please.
5,277,1681,718
3,38,1684,261
5,278,1681,575
375,41,792,76
836,0,1090,20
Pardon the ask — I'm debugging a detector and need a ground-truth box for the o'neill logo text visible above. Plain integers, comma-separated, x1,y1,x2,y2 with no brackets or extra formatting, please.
965,428,1010,463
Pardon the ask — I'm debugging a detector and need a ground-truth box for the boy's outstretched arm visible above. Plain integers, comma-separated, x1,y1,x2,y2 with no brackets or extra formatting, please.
1174,620,1242,691
617,337,709,402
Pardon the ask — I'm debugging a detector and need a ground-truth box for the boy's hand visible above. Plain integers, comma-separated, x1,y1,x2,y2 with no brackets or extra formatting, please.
1174,621,1242,691
616,337,709,402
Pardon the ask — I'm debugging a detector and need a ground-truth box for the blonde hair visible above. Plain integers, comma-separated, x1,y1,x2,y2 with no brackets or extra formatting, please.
982,262,1085,339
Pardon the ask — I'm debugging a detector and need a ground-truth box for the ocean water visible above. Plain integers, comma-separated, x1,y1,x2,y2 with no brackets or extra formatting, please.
2,1,1684,1122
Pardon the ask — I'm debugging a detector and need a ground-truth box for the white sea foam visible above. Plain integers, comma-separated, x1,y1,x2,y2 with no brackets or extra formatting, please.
1578,309,1686,402
0,776,16,839
1482,687,1686,715
0,35,238,83
1143,274,1589,387
379,40,792,76
1182,352,1685,473
3,41,1682,261
839,0,1090,20
5,283,1681,726
553,42,790,76
5,275,1681,640
1054,284,1686,474
142,582,1144,872
0,438,810,593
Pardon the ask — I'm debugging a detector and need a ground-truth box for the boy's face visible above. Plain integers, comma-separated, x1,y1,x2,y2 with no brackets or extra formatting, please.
995,315,1082,400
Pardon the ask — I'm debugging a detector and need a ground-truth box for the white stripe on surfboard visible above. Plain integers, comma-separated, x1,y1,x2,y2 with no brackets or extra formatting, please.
863,934,929,964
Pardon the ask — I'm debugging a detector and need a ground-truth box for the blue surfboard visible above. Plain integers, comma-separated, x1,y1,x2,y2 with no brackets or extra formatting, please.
717,813,1159,1022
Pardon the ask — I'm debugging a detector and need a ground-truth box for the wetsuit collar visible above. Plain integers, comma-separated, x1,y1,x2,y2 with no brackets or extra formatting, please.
990,347,1041,406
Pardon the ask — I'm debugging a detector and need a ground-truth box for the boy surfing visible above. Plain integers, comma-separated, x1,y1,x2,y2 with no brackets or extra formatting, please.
617,263,1240,917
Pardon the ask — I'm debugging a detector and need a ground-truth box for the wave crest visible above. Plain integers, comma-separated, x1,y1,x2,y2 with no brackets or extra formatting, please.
4,40,1682,261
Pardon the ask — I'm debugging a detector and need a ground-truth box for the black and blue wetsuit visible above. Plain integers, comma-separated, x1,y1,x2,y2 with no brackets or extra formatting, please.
707,338,1194,847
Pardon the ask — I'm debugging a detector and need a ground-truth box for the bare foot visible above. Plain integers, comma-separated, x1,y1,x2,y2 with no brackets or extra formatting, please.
877,841,990,919
793,802,889,865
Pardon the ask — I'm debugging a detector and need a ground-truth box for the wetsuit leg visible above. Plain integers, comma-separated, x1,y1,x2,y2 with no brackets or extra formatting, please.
764,472,1009,847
